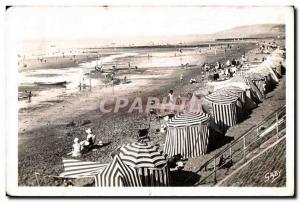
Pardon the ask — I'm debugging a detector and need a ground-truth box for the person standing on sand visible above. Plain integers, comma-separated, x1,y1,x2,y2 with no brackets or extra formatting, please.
180,74,183,83
28,91,32,103
168,90,175,104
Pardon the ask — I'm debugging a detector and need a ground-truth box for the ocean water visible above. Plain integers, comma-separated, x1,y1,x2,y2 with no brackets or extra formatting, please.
18,46,209,108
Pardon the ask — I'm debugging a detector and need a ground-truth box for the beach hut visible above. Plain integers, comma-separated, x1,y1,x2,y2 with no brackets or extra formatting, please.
247,73,267,95
247,50,283,84
231,75,264,103
205,92,239,130
95,154,142,187
164,112,210,158
237,72,267,96
219,86,246,104
119,142,170,186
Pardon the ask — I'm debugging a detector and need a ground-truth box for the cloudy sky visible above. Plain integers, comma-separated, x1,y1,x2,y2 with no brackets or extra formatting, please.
6,6,290,49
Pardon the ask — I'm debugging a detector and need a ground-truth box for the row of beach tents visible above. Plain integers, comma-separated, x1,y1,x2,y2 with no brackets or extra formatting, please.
58,48,285,187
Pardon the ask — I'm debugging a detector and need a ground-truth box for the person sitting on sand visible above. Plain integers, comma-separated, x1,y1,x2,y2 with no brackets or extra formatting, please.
68,138,82,157
225,60,231,67
80,128,96,149
189,78,196,84
231,59,237,66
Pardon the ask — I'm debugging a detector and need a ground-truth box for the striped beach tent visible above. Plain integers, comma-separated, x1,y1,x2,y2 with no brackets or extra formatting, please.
60,158,107,178
231,75,264,102
248,73,266,95
237,72,266,95
205,92,238,130
119,142,170,186
164,112,210,158
218,86,246,104
95,155,142,187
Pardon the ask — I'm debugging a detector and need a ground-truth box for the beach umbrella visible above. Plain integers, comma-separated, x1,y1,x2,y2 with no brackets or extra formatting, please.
119,142,170,186
205,92,239,130
95,155,142,187
164,112,210,158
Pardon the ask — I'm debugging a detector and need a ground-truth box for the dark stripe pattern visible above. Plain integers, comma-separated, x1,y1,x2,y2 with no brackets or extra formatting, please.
60,158,107,178
231,75,264,101
96,155,142,187
237,72,266,96
219,86,246,104
119,142,167,168
164,112,210,158
119,142,170,186
205,92,238,130
168,112,210,127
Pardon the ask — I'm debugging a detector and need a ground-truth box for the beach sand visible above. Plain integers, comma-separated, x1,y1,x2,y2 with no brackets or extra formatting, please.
18,42,275,186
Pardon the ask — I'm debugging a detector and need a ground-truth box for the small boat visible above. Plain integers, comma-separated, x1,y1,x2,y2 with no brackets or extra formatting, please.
34,81,67,86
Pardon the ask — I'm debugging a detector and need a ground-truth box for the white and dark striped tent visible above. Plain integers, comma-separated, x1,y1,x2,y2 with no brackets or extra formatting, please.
219,86,246,104
164,112,210,158
95,155,142,187
248,73,266,95
119,142,170,186
231,75,264,102
237,72,266,95
60,158,107,179
205,92,239,130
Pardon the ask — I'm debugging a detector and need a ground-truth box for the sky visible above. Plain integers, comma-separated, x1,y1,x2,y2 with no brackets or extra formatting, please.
6,6,290,50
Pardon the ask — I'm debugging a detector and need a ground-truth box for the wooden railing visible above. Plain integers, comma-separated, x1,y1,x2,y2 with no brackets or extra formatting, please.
184,105,286,186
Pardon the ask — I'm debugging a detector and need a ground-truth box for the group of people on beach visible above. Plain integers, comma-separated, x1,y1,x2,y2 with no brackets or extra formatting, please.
201,54,248,81
68,128,102,157
256,40,279,54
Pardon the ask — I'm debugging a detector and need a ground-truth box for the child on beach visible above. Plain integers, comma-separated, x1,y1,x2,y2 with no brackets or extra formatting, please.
80,128,96,149
68,138,82,157
168,90,175,104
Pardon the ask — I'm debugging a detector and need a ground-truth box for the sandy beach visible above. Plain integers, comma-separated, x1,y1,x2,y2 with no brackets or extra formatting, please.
18,41,281,186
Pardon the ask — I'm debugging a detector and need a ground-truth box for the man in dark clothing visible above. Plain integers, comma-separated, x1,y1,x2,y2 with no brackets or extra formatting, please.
28,91,32,103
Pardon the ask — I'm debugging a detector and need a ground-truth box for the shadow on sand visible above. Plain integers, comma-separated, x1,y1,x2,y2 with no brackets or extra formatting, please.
170,170,201,186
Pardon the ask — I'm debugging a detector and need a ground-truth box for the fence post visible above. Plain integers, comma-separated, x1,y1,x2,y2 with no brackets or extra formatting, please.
276,112,279,139
229,143,232,164
243,136,246,163
214,158,217,184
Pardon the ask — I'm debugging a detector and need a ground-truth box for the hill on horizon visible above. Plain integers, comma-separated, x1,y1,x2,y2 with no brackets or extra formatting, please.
211,24,285,40
22,23,285,53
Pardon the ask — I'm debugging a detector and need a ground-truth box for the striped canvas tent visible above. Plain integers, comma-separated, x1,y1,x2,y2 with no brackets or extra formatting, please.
219,86,246,104
60,158,107,178
248,73,266,95
205,92,239,130
164,112,210,158
119,142,170,186
237,72,266,95
96,155,142,187
231,75,264,102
